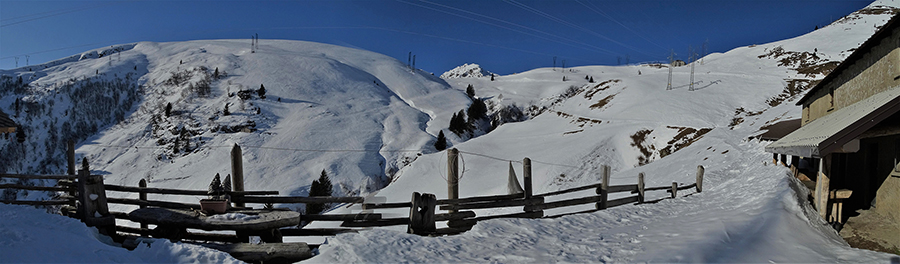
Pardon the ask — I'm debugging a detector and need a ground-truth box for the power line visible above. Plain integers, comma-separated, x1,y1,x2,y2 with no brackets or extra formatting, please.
1,2,124,28
503,0,656,58
574,0,668,51
403,0,618,56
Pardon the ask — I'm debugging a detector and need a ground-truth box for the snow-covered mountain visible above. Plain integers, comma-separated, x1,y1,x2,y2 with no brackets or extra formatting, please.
2,0,900,262
440,63,494,79
0,40,472,203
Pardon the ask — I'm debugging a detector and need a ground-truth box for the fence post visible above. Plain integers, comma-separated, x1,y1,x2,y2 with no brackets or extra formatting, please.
67,140,76,176
523,157,532,199
138,179,148,229
696,165,704,193
76,158,116,238
597,165,609,210
408,192,436,235
637,172,645,204
447,148,459,213
231,144,245,208
671,182,677,198
66,140,77,198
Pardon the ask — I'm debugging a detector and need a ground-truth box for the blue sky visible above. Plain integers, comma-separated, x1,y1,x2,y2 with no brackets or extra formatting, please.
1,0,873,74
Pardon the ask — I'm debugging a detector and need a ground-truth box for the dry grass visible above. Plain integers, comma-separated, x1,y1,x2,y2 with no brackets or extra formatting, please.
589,94,616,110
659,126,713,158
630,129,654,166
584,79,621,100
766,79,819,107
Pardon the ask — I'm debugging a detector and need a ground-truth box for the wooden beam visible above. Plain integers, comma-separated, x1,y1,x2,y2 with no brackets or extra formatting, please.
1,199,75,206
193,242,312,263
279,228,358,236
301,213,382,222
341,218,408,227
815,155,831,220
362,201,411,209
0,174,78,180
471,211,543,221
527,195,602,211
107,197,201,210
448,149,459,213
439,197,543,211
606,195,640,208
234,195,363,204
434,211,475,221
104,184,277,196
0,184,73,192
437,193,522,205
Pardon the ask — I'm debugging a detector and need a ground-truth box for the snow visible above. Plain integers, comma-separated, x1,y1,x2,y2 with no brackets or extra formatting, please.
208,213,261,222
440,63,494,79
1,0,900,262
0,204,242,263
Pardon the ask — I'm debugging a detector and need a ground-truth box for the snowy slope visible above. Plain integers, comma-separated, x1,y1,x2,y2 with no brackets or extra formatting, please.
0,39,472,207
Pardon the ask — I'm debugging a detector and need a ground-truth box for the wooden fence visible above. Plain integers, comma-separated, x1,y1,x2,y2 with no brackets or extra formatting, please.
0,144,706,263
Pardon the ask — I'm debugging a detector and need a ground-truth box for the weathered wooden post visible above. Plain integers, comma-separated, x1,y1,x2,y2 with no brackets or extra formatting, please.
815,155,831,219
75,158,116,238
696,165,704,193
596,165,610,210
231,144,245,208
408,192,436,235
65,140,77,198
447,148,459,213
671,182,677,198
523,157,532,199
138,179,148,229
67,140,76,176
637,172,645,204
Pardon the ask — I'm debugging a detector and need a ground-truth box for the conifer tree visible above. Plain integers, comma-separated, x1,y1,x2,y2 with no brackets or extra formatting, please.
434,130,448,151
214,67,220,79
223,104,230,116
258,84,266,99
307,170,333,215
466,84,475,98
165,103,172,117
468,98,487,120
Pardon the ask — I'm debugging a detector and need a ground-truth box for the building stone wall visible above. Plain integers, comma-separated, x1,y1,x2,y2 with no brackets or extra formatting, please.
803,27,900,125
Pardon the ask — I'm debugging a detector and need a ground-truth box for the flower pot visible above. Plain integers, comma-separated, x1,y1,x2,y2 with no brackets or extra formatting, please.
200,199,229,214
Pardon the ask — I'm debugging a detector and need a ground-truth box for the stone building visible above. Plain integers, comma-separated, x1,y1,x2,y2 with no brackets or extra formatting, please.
766,13,900,234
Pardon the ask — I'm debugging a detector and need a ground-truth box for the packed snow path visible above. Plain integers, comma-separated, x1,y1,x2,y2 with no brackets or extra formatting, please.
316,140,894,263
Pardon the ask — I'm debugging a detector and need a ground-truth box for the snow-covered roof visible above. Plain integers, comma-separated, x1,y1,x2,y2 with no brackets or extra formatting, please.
767,86,900,157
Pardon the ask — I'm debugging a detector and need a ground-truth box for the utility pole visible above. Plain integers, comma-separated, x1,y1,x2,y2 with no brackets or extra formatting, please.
553,56,557,70
689,46,697,91
412,55,416,70
408,52,412,69
25,55,29,66
666,49,674,90
14,57,18,68
701,39,708,65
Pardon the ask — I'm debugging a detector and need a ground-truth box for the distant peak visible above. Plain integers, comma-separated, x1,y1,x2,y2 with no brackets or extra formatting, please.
441,63,494,79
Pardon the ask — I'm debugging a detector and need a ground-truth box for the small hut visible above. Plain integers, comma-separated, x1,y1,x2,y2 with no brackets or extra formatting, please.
0,110,15,138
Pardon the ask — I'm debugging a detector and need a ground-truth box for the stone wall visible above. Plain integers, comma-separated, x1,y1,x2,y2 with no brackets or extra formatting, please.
803,27,900,125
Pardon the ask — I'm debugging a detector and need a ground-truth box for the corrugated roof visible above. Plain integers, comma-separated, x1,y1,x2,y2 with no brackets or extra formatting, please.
0,110,15,129
767,85,900,157
797,13,900,106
